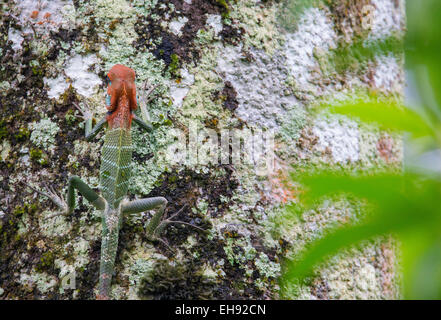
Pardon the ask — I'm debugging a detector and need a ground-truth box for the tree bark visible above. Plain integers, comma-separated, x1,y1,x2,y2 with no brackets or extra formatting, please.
0,0,404,299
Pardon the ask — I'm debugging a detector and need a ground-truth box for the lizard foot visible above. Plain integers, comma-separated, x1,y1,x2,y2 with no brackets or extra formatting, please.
73,101,93,121
27,182,69,219
137,80,158,123
138,80,158,105
149,237,175,254
159,204,207,235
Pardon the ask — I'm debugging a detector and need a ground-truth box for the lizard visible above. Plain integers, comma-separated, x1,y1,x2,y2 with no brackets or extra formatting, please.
28,64,204,300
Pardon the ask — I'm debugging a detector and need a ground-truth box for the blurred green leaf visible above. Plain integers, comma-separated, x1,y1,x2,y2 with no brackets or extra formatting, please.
400,231,441,299
318,99,436,139
280,0,441,300
282,170,441,298
406,1,441,109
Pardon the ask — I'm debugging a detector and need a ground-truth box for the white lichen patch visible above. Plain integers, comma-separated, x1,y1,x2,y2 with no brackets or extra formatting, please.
65,54,102,97
44,54,101,98
217,44,299,129
19,271,57,294
255,252,281,279
29,118,60,150
229,0,281,53
7,27,24,52
44,75,70,99
276,199,379,299
201,263,218,280
94,0,134,21
169,16,188,36
72,238,91,269
224,237,257,266
14,0,75,34
169,68,195,108
206,14,222,37
319,245,383,299
179,46,224,123
128,258,155,287
368,0,404,41
373,54,403,95
39,213,73,237
0,140,11,162
312,116,359,163
284,8,337,99
121,248,168,299
0,81,11,93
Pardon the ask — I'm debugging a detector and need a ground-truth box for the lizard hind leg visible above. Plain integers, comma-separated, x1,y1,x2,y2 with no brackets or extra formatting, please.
27,175,105,220
121,197,206,245
121,196,168,240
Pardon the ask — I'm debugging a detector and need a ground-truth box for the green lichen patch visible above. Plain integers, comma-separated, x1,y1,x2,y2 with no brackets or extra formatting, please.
29,148,48,165
230,0,284,54
35,251,56,273
29,118,60,149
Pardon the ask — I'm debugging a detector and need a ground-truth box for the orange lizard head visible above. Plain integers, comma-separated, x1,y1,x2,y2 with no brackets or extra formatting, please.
105,64,137,113
105,64,138,129
107,64,135,84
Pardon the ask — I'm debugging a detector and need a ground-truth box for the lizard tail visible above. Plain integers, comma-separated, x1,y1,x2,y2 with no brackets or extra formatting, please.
98,227,119,299
97,205,120,299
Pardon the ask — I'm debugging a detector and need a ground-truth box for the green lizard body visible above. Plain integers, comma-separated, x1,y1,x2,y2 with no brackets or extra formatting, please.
30,64,203,300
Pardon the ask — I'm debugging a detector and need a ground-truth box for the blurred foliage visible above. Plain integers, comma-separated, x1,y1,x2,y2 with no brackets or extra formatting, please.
280,0,441,299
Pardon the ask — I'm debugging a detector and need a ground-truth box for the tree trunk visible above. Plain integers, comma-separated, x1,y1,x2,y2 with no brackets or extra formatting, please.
0,0,404,299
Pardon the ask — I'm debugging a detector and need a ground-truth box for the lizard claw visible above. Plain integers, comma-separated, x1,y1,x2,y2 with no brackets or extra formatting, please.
138,80,158,105
161,204,207,234
27,182,69,219
73,102,93,121
145,232,175,254
157,238,175,254
137,80,158,123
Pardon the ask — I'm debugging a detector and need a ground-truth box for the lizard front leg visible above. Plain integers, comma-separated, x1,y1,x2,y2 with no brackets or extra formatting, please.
73,102,107,141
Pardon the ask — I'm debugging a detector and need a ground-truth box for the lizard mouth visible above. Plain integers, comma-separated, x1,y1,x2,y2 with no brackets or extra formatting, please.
106,106,116,113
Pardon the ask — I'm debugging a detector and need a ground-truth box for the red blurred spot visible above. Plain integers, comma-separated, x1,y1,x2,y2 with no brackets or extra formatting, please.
30,11,39,19
377,135,395,163
43,12,51,19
